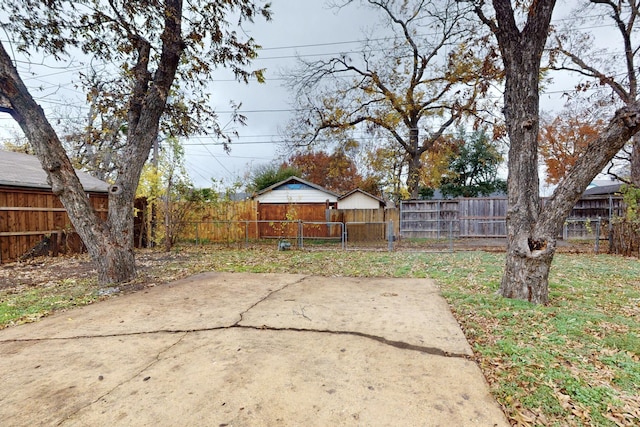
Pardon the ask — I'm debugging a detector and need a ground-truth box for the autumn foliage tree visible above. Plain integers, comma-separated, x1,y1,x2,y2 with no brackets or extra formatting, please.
539,109,606,185
284,150,365,195
550,0,640,187
419,135,459,192
363,141,413,201
250,149,381,196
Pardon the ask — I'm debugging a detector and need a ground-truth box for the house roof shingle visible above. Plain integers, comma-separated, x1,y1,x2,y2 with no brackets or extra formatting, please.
0,150,109,193
583,183,622,196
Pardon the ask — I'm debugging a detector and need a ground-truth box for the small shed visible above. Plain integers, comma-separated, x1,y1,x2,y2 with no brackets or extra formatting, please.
0,150,109,263
583,183,622,197
574,181,625,220
253,176,339,239
338,189,386,209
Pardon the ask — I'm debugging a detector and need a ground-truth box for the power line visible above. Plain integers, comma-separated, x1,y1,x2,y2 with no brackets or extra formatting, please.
0,80,621,124
0,11,632,126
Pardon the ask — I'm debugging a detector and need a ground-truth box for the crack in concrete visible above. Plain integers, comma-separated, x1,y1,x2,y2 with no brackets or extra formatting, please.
233,325,472,359
55,332,189,427
1,276,472,364
233,276,308,325
1,325,470,360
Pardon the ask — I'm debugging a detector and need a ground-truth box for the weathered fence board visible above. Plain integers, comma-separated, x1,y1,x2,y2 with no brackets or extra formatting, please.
400,195,624,239
0,187,108,263
177,203,399,243
458,198,507,237
177,200,258,242
565,195,625,219
258,203,328,238
400,200,459,238
174,195,623,244
330,208,399,241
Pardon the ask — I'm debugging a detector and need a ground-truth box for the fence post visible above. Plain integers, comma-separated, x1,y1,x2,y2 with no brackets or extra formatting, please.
448,220,454,253
608,195,614,249
298,220,303,249
563,222,568,240
195,222,199,246
387,220,394,252
245,221,249,248
343,223,348,250
437,200,441,239
595,217,601,254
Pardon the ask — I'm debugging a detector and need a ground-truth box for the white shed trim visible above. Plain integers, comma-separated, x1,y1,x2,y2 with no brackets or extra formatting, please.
254,176,339,204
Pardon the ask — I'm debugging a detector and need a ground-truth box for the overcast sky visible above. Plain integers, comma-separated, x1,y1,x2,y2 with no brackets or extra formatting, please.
182,0,383,188
0,0,616,191
186,0,579,189
191,0,592,191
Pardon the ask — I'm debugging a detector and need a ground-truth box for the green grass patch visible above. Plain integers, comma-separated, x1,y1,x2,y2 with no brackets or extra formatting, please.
0,279,99,327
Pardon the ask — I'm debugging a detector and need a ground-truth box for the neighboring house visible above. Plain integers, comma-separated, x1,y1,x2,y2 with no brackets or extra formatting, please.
0,150,109,193
576,180,625,220
338,189,386,209
0,150,109,263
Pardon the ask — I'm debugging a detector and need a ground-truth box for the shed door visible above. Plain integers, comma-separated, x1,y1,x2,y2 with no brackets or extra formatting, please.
257,203,336,239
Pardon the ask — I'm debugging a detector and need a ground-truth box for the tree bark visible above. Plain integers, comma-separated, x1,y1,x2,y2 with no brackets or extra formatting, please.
501,240,555,304
407,153,422,199
406,126,422,199
487,0,557,304
631,133,640,187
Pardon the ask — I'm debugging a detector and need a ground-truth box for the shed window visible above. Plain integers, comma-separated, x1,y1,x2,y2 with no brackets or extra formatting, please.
276,183,312,190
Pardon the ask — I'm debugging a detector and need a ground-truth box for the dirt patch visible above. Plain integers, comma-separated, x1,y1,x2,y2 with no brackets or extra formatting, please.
0,251,192,291
0,256,93,290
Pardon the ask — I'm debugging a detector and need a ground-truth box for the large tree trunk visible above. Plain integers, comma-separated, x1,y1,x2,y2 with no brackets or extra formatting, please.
407,126,421,199
0,43,137,285
407,153,422,199
501,239,555,304
90,233,136,285
489,0,556,304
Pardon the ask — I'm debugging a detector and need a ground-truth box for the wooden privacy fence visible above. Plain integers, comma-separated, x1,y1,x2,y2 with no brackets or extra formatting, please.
400,200,459,238
459,198,508,237
179,196,624,244
178,200,258,242
328,208,399,241
0,188,108,263
177,204,399,243
257,203,330,239
400,196,625,239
